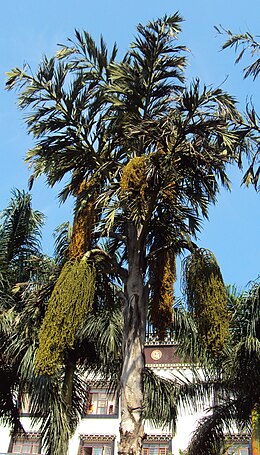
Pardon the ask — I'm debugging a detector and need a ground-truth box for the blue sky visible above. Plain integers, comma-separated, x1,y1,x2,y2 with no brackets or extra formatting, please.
1,0,259,293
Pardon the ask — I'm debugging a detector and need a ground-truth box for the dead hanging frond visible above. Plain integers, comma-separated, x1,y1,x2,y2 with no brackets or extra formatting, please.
182,248,229,356
150,249,176,339
35,258,96,375
68,201,96,259
69,179,97,259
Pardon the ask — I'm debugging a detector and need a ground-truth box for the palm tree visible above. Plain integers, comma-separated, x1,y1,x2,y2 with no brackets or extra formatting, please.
6,14,249,454
180,280,260,455
3,214,122,455
0,192,198,455
7,273,123,455
0,190,85,455
0,189,48,432
101,16,247,454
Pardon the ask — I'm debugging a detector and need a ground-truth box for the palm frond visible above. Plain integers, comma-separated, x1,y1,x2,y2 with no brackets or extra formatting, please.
220,28,260,80
187,400,250,455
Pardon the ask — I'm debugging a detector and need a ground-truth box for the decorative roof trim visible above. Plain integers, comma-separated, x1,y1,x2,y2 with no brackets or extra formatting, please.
145,339,177,346
13,432,41,440
145,363,190,369
80,434,116,442
226,434,251,443
144,434,172,442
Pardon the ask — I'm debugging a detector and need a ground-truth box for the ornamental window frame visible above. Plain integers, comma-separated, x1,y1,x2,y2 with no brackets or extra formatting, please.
79,434,115,455
84,387,118,417
9,432,42,454
142,434,172,455
225,434,251,455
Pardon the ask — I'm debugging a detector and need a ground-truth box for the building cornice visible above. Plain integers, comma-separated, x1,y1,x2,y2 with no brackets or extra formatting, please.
79,434,116,442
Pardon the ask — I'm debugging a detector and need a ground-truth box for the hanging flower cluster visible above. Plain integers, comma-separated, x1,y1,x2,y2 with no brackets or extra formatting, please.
35,258,96,375
36,179,97,375
120,155,149,201
183,248,230,356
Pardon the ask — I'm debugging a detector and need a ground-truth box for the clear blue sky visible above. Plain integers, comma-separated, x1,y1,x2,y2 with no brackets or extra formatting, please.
1,0,259,293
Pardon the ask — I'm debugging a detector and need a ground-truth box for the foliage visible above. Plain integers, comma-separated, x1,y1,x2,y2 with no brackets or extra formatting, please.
53,222,72,266
218,27,260,80
0,189,45,287
0,189,49,432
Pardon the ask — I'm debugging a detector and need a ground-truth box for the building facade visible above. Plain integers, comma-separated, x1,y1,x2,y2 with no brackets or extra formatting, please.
0,341,251,455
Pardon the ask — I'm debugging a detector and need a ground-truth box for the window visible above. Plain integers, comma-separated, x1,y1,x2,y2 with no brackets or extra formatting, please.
79,437,114,455
10,435,41,454
85,389,117,415
81,445,112,455
142,443,169,455
227,447,249,455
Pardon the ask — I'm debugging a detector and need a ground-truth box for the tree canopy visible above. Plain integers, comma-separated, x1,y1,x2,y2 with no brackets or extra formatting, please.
5,13,256,455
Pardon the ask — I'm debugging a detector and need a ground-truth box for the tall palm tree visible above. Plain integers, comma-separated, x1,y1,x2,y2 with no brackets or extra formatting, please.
0,193,201,455
101,16,247,454
6,14,249,454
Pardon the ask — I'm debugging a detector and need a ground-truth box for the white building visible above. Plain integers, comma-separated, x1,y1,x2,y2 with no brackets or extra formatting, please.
0,341,251,455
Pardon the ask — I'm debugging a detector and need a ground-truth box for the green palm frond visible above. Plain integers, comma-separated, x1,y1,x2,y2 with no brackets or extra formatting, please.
143,368,179,431
28,372,84,455
187,399,251,455
220,28,260,80
78,305,122,380
143,367,217,432
172,305,209,365
0,189,44,269
107,13,187,131
53,222,72,265
216,27,260,189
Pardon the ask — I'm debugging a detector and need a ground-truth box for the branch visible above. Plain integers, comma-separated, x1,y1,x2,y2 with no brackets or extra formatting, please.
85,247,127,283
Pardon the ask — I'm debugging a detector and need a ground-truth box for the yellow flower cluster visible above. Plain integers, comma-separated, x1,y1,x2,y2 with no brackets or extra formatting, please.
184,249,230,356
120,155,149,200
35,258,96,375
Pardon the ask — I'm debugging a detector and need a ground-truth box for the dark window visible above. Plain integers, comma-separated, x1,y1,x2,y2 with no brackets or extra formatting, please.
85,389,117,415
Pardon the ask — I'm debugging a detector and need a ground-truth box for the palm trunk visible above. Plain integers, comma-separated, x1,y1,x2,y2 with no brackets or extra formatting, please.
118,224,147,455
53,359,76,455
252,405,260,455
63,359,76,407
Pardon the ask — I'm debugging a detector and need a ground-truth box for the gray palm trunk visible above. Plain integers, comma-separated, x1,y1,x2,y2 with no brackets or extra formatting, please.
118,224,147,454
